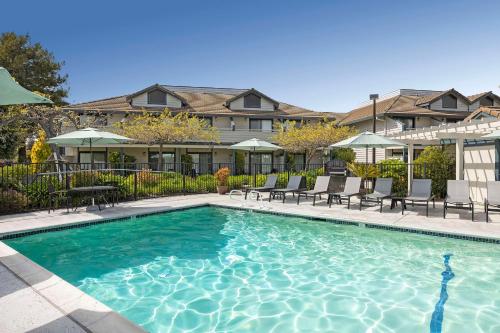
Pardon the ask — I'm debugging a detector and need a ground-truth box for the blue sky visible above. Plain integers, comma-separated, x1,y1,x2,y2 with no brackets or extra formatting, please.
2,0,500,113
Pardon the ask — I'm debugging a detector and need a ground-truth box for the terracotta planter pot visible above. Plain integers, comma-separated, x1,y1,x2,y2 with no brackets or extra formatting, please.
217,185,228,195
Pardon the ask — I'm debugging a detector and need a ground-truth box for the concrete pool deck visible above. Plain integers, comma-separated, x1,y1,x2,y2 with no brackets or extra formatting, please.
1,193,500,332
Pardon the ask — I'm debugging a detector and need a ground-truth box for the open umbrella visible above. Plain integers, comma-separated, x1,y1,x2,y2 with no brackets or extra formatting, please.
230,138,282,182
331,131,406,163
47,128,134,210
0,67,53,105
47,128,134,169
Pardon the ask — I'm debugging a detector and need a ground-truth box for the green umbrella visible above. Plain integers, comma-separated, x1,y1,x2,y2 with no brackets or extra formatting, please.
0,67,53,105
331,131,406,163
230,138,281,181
47,128,134,169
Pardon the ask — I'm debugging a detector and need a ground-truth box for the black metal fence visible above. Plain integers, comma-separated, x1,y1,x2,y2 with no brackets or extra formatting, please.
0,161,453,215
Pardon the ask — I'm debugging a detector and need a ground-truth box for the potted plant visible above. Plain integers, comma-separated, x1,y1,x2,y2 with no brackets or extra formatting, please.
214,167,230,194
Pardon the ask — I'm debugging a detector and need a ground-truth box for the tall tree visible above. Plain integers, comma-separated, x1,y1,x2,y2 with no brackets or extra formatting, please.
0,32,68,104
274,119,356,169
0,32,69,160
116,110,220,170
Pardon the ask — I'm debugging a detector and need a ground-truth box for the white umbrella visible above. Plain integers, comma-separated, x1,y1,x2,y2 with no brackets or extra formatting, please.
47,128,134,168
230,138,282,151
230,138,281,177
47,128,134,210
331,131,406,163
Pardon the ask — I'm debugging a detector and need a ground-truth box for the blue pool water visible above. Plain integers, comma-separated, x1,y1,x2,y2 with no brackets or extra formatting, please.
5,206,500,332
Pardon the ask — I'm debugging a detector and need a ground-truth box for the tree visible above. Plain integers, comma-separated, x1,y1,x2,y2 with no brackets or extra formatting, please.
116,110,220,170
0,32,68,104
30,130,52,163
0,32,69,160
274,119,356,169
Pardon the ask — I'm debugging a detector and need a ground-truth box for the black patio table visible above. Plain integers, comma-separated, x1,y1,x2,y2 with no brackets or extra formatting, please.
68,185,118,211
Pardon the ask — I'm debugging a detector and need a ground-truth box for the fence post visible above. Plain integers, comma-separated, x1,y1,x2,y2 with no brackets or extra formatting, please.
133,171,138,201
182,171,186,195
253,163,257,187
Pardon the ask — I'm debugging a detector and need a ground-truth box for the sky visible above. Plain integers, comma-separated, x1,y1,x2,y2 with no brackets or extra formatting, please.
2,0,500,113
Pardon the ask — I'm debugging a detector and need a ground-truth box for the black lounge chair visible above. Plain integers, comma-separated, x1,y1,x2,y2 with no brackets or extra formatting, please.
359,178,393,212
297,176,333,206
269,176,306,203
328,177,361,209
443,180,474,221
401,179,435,217
245,175,278,199
485,181,500,222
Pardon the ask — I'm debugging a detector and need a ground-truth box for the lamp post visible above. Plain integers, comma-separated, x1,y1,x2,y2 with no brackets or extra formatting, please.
369,94,379,164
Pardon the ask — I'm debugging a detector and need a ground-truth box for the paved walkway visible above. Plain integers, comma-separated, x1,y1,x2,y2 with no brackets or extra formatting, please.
1,193,500,332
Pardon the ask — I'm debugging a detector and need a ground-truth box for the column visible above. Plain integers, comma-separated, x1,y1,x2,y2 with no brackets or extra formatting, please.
456,138,464,180
407,143,414,195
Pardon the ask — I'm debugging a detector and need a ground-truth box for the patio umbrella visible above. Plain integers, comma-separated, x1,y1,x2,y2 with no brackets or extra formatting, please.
0,67,53,105
331,131,406,163
230,138,282,180
47,128,134,168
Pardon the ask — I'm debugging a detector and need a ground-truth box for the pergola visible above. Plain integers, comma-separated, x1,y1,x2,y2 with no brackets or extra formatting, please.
387,117,500,191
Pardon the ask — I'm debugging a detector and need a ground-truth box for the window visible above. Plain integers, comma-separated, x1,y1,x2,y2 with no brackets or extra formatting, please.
250,153,273,174
199,116,213,126
249,119,273,131
393,117,415,131
188,153,213,175
148,152,175,171
480,96,494,107
442,94,457,109
244,93,261,108
79,152,106,169
147,89,167,105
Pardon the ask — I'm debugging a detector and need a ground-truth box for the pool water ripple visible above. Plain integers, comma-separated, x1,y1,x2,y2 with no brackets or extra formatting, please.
5,206,500,333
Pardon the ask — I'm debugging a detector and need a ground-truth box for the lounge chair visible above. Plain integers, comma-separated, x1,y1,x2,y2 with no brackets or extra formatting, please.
245,175,278,199
484,181,500,222
401,179,435,217
443,180,474,221
296,176,333,206
359,178,393,212
328,177,361,209
269,176,306,203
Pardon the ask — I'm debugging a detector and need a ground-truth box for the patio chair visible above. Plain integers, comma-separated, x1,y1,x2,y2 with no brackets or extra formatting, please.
245,175,278,199
47,183,71,213
327,177,362,209
269,176,307,203
359,178,393,212
401,179,435,217
443,180,474,221
484,181,500,222
296,176,334,206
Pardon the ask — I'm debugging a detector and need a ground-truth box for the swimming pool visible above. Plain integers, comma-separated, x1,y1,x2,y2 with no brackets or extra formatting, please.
4,206,500,332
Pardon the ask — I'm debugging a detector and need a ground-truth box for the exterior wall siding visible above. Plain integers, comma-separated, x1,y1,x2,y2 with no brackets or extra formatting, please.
131,92,182,108
229,96,275,111
464,144,495,202
430,97,469,112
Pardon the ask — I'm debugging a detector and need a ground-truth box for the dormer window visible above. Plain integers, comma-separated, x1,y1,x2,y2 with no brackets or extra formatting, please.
442,94,457,109
244,93,261,108
480,96,494,107
147,89,167,105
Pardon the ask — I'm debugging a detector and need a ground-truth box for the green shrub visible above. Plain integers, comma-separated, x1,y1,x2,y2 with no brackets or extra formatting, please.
378,159,407,196
108,151,136,164
0,189,28,213
414,146,454,198
332,148,356,163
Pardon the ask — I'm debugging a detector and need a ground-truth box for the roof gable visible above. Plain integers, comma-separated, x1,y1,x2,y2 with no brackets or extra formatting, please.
415,89,470,106
126,84,188,106
223,88,279,109
467,91,500,104
464,106,500,122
